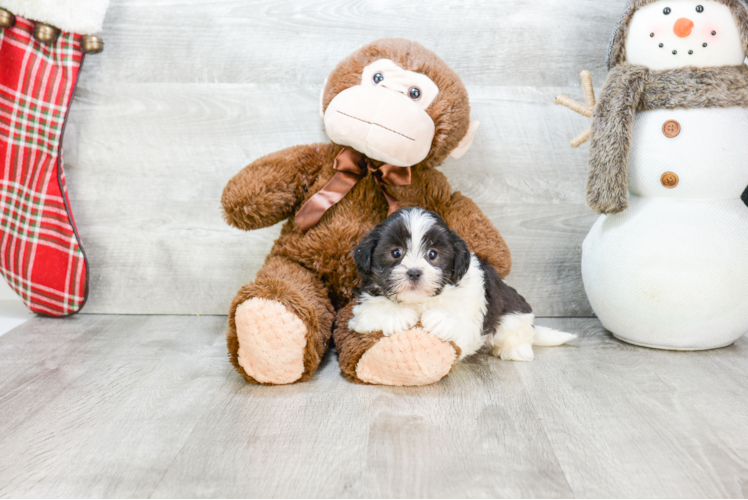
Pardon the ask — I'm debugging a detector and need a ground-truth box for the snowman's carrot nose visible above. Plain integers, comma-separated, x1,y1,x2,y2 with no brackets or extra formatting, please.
674,18,694,37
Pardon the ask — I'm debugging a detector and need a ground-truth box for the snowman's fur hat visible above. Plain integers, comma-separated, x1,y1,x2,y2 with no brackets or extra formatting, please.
607,0,748,69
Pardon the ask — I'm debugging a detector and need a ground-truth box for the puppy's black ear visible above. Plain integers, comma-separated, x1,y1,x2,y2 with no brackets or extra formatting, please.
449,230,472,284
353,227,381,275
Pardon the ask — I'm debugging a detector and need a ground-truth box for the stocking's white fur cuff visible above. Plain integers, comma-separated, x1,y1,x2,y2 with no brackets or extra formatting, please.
0,0,109,34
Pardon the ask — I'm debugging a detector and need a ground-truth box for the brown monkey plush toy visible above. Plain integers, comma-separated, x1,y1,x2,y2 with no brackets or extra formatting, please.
222,38,511,386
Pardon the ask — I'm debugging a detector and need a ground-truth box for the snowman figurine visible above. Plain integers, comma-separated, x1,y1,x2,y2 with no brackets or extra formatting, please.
561,0,748,350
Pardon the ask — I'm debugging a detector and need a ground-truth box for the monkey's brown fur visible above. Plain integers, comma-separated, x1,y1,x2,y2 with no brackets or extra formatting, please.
333,302,384,382
222,39,511,384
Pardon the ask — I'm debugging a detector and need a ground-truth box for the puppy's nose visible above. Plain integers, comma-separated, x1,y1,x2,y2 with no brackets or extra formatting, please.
407,269,422,280
674,18,694,38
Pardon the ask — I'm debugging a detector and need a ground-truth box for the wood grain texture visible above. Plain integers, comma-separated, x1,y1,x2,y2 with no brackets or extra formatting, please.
1,315,747,497
62,0,626,314
0,315,230,497
78,0,623,87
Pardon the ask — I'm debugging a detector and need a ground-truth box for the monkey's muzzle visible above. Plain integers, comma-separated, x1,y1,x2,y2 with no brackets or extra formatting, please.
324,86,436,167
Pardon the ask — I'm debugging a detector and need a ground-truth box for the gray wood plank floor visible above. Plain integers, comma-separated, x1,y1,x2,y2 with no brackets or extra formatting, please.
1,315,747,498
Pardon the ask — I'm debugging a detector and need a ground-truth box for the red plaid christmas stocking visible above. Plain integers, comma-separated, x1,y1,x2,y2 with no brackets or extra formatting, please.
0,3,107,316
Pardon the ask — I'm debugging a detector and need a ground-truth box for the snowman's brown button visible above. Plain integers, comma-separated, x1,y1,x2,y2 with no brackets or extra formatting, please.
661,171,679,188
662,120,681,138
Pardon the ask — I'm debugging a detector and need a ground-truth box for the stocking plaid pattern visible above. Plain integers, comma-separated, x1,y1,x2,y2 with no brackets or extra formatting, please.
0,17,87,316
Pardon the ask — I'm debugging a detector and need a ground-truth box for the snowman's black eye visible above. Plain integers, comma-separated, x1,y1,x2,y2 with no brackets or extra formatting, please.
408,87,421,100
659,43,664,48
373,73,384,84
650,32,655,37
712,30,717,35
663,7,671,14
696,5,704,12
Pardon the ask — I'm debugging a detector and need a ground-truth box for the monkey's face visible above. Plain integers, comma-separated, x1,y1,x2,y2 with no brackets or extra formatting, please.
324,59,439,167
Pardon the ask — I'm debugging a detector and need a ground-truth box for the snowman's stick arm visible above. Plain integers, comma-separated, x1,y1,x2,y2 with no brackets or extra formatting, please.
554,94,592,118
571,127,591,148
554,70,596,147
581,70,596,108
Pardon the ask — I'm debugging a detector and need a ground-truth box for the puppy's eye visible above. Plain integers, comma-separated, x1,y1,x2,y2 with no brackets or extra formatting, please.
428,249,438,260
408,87,421,100
663,7,671,14
373,73,384,84
391,248,402,259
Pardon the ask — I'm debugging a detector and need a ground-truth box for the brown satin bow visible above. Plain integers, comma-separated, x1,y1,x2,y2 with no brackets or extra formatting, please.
296,148,412,232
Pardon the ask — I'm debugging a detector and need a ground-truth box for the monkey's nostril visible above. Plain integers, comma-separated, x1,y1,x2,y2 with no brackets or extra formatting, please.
674,18,694,37
406,269,422,280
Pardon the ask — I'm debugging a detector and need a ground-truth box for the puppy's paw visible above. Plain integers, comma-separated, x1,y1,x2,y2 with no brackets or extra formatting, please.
421,308,456,343
380,308,420,336
493,342,535,362
349,305,419,336
349,298,419,336
348,313,372,335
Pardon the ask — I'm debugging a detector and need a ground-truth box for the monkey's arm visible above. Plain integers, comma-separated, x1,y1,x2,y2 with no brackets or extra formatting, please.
438,192,512,278
221,143,334,231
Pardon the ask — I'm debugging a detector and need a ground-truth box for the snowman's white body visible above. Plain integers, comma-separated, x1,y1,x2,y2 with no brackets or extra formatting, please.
581,0,748,349
583,107,748,349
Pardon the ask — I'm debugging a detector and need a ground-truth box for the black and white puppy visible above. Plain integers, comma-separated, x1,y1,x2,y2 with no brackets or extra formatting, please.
349,207,575,361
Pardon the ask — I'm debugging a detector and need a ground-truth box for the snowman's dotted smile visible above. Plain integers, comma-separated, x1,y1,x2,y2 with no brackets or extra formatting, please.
652,4,715,56
620,0,746,70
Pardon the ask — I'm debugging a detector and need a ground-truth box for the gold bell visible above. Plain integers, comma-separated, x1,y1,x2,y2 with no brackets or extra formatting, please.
80,35,104,54
33,23,60,44
0,8,15,28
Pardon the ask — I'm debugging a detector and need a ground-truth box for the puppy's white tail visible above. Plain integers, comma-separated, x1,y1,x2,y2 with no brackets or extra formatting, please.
533,325,577,347
490,314,576,362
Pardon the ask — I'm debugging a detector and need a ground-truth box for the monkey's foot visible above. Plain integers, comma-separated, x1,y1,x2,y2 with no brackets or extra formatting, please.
334,300,458,387
234,298,308,385
335,302,459,386
356,328,458,386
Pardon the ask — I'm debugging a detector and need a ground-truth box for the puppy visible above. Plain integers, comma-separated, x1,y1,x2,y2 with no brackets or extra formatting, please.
349,207,576,361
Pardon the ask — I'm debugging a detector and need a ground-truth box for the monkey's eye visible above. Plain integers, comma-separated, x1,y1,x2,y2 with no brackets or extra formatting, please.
427,249,438,261
391,248,402,259
408,87,421,100
373,73,384,84
696,5,704,12
663,7,671,14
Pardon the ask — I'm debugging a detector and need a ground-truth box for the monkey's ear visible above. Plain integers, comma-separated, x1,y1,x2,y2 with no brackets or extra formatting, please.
319,78,328,118
449,121,480,160
353,227,381,275
449,230,472,284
